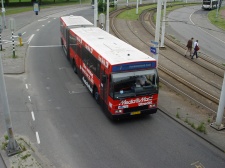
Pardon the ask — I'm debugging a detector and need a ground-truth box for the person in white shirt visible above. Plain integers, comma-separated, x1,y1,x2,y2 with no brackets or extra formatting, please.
191,40,199,59
136,76,151,87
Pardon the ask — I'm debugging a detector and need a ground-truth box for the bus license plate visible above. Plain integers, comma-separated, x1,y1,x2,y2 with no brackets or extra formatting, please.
131,111,141,115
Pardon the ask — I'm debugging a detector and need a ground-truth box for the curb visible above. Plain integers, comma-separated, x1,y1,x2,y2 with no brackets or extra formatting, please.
158,105,225,153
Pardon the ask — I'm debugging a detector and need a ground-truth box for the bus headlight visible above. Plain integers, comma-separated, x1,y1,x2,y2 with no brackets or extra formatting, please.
115,109,123,113
149,104,156,108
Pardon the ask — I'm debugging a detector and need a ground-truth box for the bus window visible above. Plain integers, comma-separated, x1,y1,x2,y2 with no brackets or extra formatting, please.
110,69,158,99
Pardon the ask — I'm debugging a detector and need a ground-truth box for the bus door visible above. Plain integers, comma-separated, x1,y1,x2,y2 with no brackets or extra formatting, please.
66,29,71,60
100,69,108,109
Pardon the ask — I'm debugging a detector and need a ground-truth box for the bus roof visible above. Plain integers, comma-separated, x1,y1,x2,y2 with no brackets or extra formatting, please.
60,15,93,27
70,27,156,65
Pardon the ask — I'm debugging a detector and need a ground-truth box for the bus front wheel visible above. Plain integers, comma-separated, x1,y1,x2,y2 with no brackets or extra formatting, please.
93,87,99,103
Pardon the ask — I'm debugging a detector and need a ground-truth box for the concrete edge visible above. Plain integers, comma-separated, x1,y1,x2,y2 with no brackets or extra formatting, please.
158,105,225,154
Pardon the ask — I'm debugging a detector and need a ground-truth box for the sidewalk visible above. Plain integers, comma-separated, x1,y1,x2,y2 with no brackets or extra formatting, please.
0,4,225,168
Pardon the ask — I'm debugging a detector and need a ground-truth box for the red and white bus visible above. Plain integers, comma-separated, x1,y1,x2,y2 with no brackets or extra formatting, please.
60,15,93,59
60,17,159,119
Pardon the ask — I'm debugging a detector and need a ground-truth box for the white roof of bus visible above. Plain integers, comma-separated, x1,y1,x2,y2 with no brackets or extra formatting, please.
71,27,155,65
61,15,93,27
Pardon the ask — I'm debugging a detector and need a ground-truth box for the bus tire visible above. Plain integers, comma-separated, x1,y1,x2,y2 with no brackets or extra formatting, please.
72,60,77,74
93,87,99,103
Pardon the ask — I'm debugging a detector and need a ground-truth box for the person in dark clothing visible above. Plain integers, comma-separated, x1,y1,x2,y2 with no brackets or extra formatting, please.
185,37,194,57
192,40,199,59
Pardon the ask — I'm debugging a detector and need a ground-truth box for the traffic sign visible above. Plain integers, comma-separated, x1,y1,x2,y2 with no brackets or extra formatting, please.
9,18,15,31
150,40,158,45
150,46,157,54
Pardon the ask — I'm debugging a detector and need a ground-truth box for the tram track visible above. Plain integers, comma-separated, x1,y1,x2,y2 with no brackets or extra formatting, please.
142,9,225,78
109,5,224,112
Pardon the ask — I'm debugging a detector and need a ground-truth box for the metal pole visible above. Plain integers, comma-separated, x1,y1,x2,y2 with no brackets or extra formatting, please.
0,33,2,51
213,73,225,128
103,0,105,13
216,0,221,18
1,0,6,29
160,0,167,47
154,0,162,67
12,31,15,58
0,53,21,156
106,0,109,32
136,0,139,15
94,0,97,27
0,16,2,51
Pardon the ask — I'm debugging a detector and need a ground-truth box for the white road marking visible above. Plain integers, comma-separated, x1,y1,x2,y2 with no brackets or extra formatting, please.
36,29,40,31
27,34,35,44
28,96,31,102
38,17,49,21
36,132,40,144
42,25,45,27
25,84,28,89
31,111,35,121
190,11,225,44
29,45,62,48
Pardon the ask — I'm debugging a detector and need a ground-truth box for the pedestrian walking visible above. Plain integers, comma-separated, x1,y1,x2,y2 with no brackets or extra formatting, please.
185,37,194,57
191,40,199,59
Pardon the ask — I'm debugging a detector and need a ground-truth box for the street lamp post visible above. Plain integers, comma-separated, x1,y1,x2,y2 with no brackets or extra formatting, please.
0,53,21,156
94,0,98,27
160,0,167,47
106,0,109,32
1,0,6,29
154,0,162,67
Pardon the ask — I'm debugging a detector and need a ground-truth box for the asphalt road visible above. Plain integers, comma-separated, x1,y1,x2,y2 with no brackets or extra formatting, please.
20,6,225,168
166,4,225,63
1,3,225,168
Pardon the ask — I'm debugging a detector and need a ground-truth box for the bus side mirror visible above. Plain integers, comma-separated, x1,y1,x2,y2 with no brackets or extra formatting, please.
102,75,107,83
156,76,159,84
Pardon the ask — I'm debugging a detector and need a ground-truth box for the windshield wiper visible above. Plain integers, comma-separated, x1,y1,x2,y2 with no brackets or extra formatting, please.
114,93,136,100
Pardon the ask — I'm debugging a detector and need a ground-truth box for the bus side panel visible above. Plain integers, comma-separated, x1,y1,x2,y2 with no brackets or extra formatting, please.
75,44,82,76
99,67,110,117
66,29,70,60
60,20,67,56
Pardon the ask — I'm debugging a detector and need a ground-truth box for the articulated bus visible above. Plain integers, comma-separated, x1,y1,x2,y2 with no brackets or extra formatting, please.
60,17,159,119
60,15,93,59
202,0,218,10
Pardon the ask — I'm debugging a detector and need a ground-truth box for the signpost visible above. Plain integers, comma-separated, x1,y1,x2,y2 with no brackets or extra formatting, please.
150,46,157,55
9,18,16,58
150,40,159,67
151,40,158,46
99,13,105,30
33,2,40,15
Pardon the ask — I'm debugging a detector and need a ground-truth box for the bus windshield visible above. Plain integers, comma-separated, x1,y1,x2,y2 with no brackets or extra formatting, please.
110,69,158,99
203,0,211,5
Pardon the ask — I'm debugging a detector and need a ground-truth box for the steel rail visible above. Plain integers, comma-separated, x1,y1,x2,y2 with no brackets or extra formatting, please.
109,5,220,108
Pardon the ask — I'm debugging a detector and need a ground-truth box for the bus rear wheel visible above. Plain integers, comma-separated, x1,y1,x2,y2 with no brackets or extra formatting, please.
72,60,77,74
